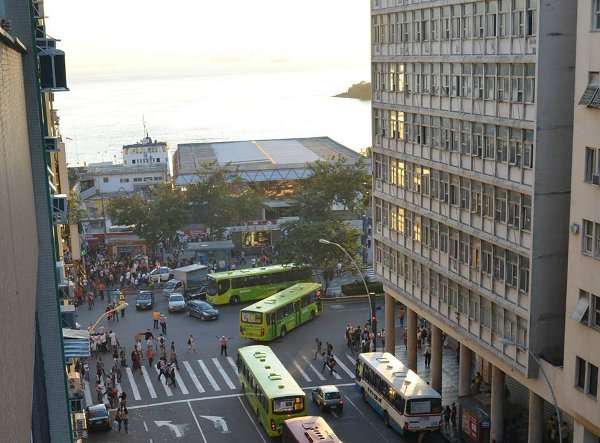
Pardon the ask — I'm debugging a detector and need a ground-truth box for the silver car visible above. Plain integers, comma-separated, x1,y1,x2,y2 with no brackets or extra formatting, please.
311,385,344,412
168,293,186,312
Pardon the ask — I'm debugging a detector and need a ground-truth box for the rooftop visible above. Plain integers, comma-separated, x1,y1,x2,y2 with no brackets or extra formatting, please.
123,136,167,150
174,137,362,185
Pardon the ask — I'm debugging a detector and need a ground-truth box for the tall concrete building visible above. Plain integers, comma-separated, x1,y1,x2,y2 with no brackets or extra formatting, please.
371,0,577,441
563,0,600,441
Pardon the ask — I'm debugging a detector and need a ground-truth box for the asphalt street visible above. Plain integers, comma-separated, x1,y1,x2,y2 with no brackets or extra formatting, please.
77,289,448,443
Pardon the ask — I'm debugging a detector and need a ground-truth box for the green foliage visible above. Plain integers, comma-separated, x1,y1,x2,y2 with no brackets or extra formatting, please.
67,191,88,226
108,183,187,248
295,156,370,219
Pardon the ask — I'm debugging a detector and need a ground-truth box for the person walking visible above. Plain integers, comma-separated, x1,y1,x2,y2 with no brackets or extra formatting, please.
218,336,230,356
450,402,457,430
115,407,123,432
424,343,432,369
187,334,196,353
121,407,128,433
313,338,322,360
146,346,154,368
160,315,167,335
152,310,160,329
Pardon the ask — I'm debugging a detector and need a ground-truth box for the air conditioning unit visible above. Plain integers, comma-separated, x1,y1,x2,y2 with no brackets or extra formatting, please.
52,194,68,225
44,136,59,152
39,45,68,92
592,174,600,185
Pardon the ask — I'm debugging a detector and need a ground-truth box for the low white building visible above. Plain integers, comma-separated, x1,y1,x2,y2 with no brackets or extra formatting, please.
123,136,169,168
80,163,168,196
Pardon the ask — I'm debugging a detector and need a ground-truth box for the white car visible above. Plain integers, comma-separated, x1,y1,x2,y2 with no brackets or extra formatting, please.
168,293,186,312
150,266,171,283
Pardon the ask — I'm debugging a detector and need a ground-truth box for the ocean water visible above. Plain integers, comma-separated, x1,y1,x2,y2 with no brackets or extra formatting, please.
55,69,372,166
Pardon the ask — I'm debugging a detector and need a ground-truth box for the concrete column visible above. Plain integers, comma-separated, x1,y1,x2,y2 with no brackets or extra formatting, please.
490,366,505,443
384,294,396,354
458,343,472,397
430,325,442,393
528,391,544,443
406,308,418,371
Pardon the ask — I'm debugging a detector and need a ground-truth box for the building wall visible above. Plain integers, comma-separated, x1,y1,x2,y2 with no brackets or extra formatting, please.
123,142,168,166
563,0,600,436
93,170,166,193
0,33,39,442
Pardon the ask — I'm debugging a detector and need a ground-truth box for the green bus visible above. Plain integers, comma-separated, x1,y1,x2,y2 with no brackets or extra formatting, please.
206,264,313,305
240,283,322,341
237,345,306,437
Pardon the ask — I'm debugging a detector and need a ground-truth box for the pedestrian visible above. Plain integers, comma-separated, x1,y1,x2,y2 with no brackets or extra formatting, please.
398,305,405,327
326,341,333,357
121,407,129,433
152,310,160,329
146,346,154,368
345,324,352,349
218,336,230,356
170,348,179,370
115,407,123,432
424,344,432,369
160,315,167,335
443,405,451,430
320,352,329,373
313,338,322,360
450,402,457,429
327,356,338,375
187,334,196,353
119,391,127,408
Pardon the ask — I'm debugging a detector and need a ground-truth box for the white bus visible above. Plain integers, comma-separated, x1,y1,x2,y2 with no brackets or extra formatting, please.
355,352,442,435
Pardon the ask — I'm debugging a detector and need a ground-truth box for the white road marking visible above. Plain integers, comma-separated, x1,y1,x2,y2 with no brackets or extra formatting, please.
140,366,157,399
188,401,208,443
198,415,230,433
174,369,189,395
344,394,391,443
331,370,342,380
226,356,238,375
83,381,93,406
198,360,221,391
334,355,355,378
154,367,173,396
212,358,236,390
125,367,142,401
154,420,185,438
143,421,148,432
183,361,205,394
301,355,326,381
238,396,267,443
292,360,311,382
346,354,357,366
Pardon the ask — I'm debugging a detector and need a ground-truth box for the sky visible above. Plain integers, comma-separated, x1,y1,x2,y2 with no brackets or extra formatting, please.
45,0,371,80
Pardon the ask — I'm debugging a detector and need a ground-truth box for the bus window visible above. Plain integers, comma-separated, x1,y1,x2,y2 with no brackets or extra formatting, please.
273,397,304,414
218,279,230,295
406,398,442,415
241,311,263,324
207,277,218,296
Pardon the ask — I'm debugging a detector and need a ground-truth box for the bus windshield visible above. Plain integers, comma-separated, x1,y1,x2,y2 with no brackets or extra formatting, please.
406,398,442,415
207,277,218,296
241,311,263,324
273,396,304,415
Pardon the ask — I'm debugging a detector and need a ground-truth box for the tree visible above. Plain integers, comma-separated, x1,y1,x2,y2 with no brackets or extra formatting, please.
294,156,370,219
67,191,88,226
108,183,187,251
276,218,361,293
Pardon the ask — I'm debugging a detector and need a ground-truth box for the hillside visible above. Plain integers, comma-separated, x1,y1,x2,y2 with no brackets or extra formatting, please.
334,81,371,101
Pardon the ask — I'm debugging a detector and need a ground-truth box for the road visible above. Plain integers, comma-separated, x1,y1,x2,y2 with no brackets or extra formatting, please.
78,289,447,443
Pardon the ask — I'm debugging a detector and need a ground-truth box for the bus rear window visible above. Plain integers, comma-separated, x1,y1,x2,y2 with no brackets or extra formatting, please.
241,311,263,324
273,396,304,414
406,398,442,415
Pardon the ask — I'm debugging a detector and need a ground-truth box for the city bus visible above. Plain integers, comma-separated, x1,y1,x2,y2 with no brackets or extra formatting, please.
282,416,343,443
206,264,313,305
237,345,306,437
239,283,322,341
355,352,442,435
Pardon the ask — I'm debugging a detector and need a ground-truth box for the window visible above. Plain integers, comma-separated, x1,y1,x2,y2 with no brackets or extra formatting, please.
594,0,600,31
506,252,518,287
495,190,507,223
593,294,600,329
482,243,493,275
585,147,599,183
103,177,109,183
521,195,532,231
589,363,598,398
133,177,142,182
583,220,594,255
595,222,600,257
119,178,129,183
579,72,600,107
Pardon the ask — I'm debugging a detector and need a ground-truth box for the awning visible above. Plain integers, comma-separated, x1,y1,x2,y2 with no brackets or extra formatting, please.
571,296,590,323
63,329,90,360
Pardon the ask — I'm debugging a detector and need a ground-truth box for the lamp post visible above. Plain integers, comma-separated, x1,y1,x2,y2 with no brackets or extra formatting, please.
319,238,377,349
501,339,562,443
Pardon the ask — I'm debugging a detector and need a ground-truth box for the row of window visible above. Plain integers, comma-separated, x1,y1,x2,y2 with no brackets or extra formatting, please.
358,362,408,413
237,357,270,411
229,268,313,290
375,241,528,345
115,176,163,183
582,220,600,259
373,109,535,169
373,156,532,232
265,291,320,324
374,202,530,294
373,62,536,104
372,0,537,44
130,158,162,164
575,356,598,399
124,146,166,154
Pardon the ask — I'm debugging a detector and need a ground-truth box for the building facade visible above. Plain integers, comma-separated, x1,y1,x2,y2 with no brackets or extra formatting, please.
372,0,577,441
81,163,168,195
122,135,169,167
563,0,600,441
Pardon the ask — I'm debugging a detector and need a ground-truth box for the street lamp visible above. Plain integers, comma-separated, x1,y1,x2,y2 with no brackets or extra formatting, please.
501,338,562,443
319,238,377,348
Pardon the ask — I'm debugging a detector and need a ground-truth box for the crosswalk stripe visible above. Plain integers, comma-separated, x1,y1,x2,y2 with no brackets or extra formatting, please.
301,355,326,381
83,381,93,406
154,367,173,396
125,368,141,400
140,366,157,399
226,356,239,376
331,369,342,380
292,360,311,383
346,354,357,366
175,369,189,395
183,361,205,394
334,356,355,379
212,358,236,390
198,360,221,391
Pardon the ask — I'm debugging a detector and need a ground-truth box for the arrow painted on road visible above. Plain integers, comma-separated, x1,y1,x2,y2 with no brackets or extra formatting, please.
154,420,187,438
199,415,230,433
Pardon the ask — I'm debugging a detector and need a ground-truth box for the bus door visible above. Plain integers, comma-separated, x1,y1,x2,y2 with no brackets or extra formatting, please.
294,301,302,326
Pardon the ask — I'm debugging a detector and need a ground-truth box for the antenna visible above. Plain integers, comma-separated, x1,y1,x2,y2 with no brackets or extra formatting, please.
142,115,149,139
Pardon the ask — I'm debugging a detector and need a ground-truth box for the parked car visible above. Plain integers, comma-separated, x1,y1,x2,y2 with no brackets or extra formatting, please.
162,279,184,297
135,290,154,310
311,385,343,412
184,287,207,301
168,293,186,312
187,300,219,320
85,404,111,431
150,266,172,283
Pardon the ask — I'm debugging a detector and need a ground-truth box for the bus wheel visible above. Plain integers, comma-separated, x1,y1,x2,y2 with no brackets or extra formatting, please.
383,411,390,427
231,295,239,305
280,327,287,338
